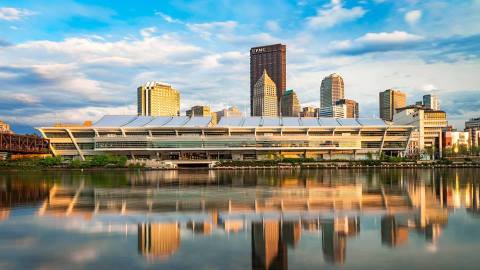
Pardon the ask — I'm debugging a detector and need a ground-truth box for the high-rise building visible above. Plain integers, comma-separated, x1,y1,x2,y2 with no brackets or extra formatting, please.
423,94,440,110
280,90,301,117
252,70,278,117
320,73,344,109
379,89,406,121
137,82,180,116
250,44,286,116
335,99,359,118
300,107,317,117
318,105,347,118
0,119,12,134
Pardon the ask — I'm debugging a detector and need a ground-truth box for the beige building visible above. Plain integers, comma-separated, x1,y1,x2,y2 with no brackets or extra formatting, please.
300,107,317,117
214,106,243,123
186,105,217,124
379,89,406,121
393,105,448,158
137,82,180,116
253,70,278,117
280,90,301,117
0,119,12,134
320,73,344,109
335,99,359,118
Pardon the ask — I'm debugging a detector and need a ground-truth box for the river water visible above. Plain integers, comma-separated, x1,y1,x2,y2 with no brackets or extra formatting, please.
0,168,479,269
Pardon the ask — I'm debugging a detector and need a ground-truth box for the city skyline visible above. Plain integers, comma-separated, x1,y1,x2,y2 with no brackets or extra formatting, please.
0,0,479,133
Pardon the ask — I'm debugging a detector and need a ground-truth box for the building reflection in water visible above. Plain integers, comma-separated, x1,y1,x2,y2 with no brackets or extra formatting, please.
138,223,180,261
2,169,480,266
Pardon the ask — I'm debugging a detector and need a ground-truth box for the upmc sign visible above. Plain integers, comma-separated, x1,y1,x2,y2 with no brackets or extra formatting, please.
251,47,267,54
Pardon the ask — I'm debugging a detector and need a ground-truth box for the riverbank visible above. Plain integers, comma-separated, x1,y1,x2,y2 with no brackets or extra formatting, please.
1,157,479,170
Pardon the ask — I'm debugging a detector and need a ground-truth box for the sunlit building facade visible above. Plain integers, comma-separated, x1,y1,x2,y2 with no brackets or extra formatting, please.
379,89,406,121
137,82,180,117
320,73,344,109
0,119,12,134
280,89,301,117
37,115,413,161
253,70,278,117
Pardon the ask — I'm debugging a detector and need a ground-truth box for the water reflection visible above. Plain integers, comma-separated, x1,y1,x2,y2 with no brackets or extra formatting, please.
0,169,479,269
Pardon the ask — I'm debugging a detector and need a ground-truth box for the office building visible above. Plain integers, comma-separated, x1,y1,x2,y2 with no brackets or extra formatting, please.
186,105,217,124
252,70,278,117
393,105,448,158
137,82,180,116
214,106,243,122
423,94,440,110
318,105,347,118
280,90,301,117
38,115,413,161
250,44,286,116
379,89,406,121
0,120,12,134
335,99,359,118
320,73,344,109
300,107,317,117
465,117,480,147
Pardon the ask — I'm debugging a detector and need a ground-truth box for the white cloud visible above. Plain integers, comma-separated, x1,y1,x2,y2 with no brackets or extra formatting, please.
186,21,237,39
11,93,40,104
0,7,34,21
405,10,422,25
265,20,280,32
421,84,437,91
330,31,424,54
357,31,424,44
140,27,156,37
155,11,182,24
306,0,366,29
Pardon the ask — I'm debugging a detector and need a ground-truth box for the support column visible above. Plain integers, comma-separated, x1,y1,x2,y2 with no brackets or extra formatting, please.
66,129,85,161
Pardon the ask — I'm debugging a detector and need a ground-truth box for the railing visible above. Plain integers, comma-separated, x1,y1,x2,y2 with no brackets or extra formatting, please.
0,132,50,154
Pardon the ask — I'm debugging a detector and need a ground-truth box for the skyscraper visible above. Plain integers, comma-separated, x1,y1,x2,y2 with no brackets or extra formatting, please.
423,94,440,110
280,90,301,117
137,82,180,116
335,99,359,118
379,89,406,121
253,70,278,117
320,73,344,109
250,44,286,116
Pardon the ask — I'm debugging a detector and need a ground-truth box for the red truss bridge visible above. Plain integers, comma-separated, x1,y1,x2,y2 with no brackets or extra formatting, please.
0,132,50,154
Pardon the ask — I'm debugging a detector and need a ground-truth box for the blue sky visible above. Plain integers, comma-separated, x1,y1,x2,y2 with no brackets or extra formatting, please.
0,0,479,132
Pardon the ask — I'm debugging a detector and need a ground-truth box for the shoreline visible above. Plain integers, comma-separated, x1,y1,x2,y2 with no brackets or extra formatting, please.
1,162,479,171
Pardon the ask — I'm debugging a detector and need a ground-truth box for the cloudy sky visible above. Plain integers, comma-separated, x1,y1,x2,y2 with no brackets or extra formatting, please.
0,0,479,132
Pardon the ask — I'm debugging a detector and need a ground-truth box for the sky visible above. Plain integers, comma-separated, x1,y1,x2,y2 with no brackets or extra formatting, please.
0,0,479,132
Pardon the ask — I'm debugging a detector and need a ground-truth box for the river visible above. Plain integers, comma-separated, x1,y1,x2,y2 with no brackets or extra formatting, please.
0,168,479,269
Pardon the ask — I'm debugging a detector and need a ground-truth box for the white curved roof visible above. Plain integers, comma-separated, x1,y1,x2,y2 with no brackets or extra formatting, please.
92,115,389,128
